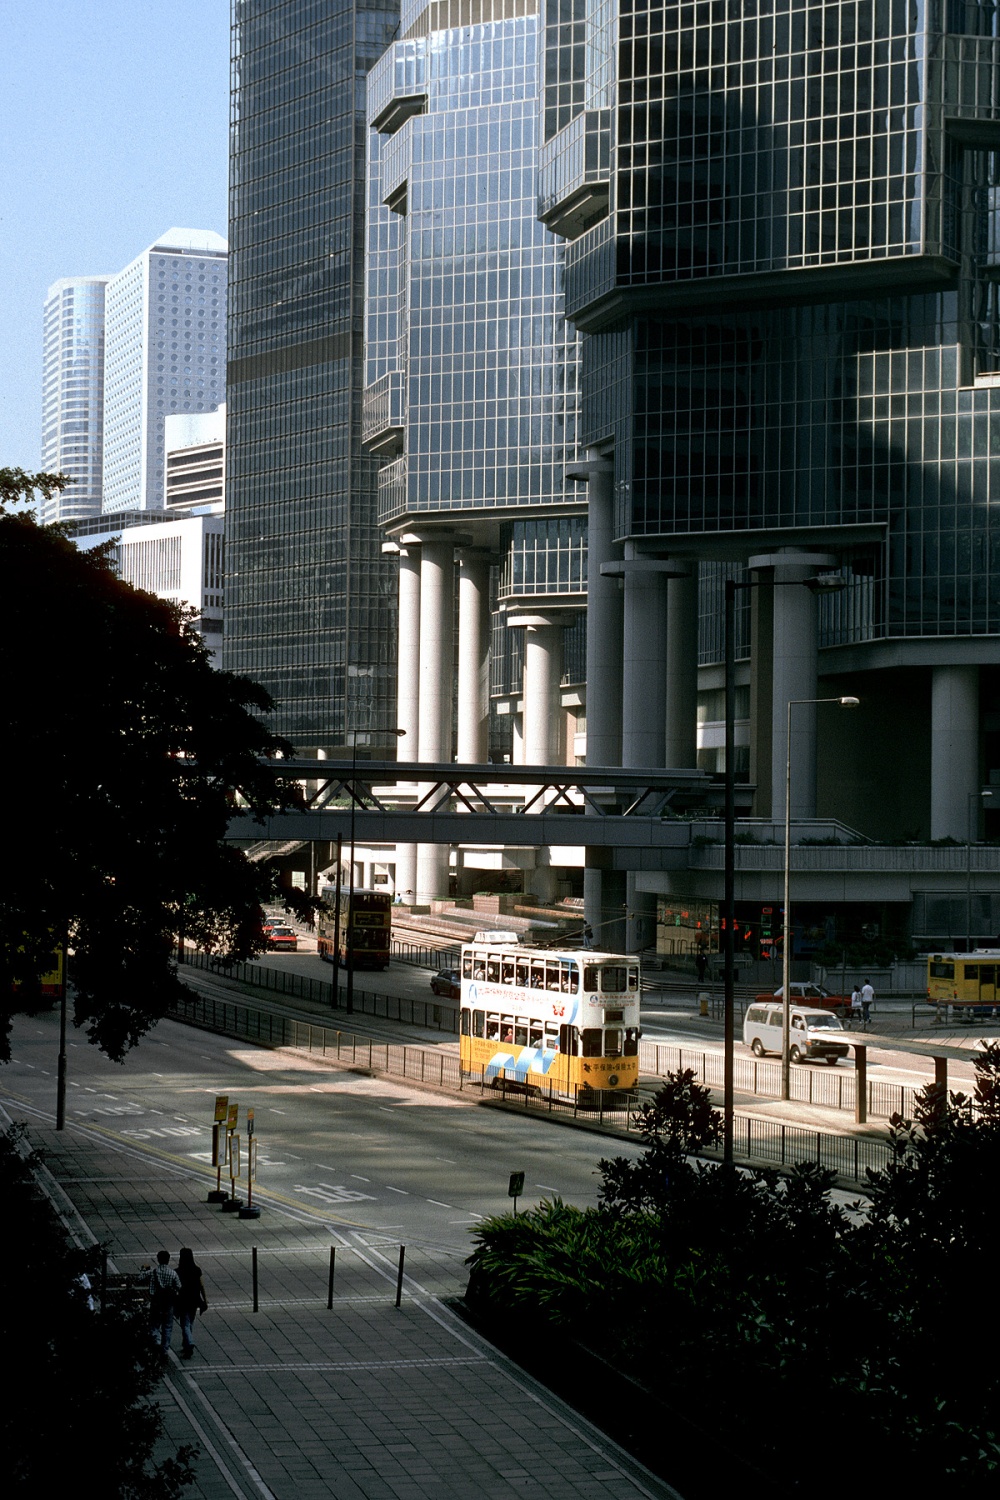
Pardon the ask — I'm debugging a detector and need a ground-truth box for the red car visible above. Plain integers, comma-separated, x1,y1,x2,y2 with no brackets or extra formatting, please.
266,925,298,952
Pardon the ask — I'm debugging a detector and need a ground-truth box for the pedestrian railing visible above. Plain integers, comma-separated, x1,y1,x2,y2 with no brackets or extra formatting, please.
390,940,462,971
640,1039,918,1123
177,946,459,1033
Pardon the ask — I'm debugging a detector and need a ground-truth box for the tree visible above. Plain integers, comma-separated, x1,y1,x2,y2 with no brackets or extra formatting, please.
1,471,309,1059
0,1124,195,1495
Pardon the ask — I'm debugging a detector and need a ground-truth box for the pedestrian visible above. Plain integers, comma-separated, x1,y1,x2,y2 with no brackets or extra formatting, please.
176,1247,208,1360
695,949,707,984
582,923,594,950
861,979,875,1028
850,985,863,1029
148,1250,181,1357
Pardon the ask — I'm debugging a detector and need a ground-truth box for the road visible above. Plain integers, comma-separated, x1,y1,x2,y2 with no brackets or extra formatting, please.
2,1006,642,1295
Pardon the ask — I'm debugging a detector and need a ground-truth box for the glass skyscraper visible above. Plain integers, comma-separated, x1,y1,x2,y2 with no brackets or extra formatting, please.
537,1,1000,848
40,276,111,524
225,0,402,752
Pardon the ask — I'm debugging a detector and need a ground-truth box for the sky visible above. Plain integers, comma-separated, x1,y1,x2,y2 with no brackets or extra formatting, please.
0,1,231,472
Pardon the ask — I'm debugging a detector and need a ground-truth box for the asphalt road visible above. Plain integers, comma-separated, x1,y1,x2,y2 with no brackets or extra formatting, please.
2,1007,643,1296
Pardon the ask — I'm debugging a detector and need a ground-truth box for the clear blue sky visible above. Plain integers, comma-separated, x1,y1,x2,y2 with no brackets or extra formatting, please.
0,1,230,472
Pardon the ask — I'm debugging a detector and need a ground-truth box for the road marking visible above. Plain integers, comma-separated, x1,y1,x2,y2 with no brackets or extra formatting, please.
426,1199,452,1208
385,1185,408,1194
536,1184,559,1191
270,1108,286,1114
350,1174,370,1182
434,1156,457,1163
296,1184,377,1205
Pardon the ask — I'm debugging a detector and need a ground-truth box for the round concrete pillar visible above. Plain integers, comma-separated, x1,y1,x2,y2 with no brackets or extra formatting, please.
931,664,980,840
665,572,698,769
622,563,667,767
417,540,454,763
579,454,622,766
456,549,491,763
394,545,420,903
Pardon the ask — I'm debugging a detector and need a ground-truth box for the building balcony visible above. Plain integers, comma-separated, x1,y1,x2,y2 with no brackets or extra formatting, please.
363,372,405,457
377,455,407,526
537,111,611,241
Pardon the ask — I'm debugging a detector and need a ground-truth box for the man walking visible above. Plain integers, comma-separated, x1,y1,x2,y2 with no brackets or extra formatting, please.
861,979,875,1029
149,1249,181,1358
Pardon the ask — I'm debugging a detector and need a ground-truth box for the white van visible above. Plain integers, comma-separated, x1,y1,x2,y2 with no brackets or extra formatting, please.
742,1004,850,1065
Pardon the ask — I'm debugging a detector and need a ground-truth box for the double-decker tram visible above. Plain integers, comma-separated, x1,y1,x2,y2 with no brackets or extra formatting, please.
927,951,1000,1016
459,940,641,1099
317,887,392,970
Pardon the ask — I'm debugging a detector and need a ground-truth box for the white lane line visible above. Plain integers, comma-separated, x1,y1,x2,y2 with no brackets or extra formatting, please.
350,1174,370,1182
435,1157,457,1163
270,1108,286,1114
427,1199,452,1208
385,1185,408,1194
536,1184,560,1191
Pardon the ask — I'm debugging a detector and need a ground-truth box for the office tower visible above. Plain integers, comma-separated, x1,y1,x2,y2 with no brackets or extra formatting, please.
102,229,228,514
164,407,226,512
225,1,401,751
538,1,1000,950
40,276,111,523
365,0,585,899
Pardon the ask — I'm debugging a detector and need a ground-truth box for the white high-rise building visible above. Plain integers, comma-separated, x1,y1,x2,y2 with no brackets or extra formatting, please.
102,228,228,513
40,275,111,523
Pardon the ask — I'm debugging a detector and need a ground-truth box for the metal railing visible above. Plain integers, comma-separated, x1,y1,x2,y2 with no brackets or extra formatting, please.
177,947,458,1033
640,1039,918,1122
165,988,894,1185
390,940,461,971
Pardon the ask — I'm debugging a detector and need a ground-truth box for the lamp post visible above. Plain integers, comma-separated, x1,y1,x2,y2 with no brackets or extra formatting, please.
966,788,993,952
781,695,859,1101
723,570,847,1163
345,727,406,1016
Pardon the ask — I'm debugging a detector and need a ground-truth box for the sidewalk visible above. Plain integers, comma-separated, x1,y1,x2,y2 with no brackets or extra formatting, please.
19,1108,680,1500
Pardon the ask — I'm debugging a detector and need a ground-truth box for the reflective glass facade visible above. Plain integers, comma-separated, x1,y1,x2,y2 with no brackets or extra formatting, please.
542,1,1000,645
365,4,583,522
226,0,401,749
41,276,110,524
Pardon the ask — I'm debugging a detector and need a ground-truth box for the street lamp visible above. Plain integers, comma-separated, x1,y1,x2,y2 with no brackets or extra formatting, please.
781,695,859,1101
966,788,993,952
344,727,406,1016
723,570,846,1162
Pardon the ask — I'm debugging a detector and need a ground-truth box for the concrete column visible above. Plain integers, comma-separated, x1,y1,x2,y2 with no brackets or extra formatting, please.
394,544,420,903
584,857,627,953
665,571,699,769
931,664,980,840
456,549,491,763
622,556,667,767
511,713,524,765
416,539,454,901
570,453,622,766
749,550,835,820
508,611,565,766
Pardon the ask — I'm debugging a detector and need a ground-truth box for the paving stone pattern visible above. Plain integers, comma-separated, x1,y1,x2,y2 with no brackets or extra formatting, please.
26,1119,680,1500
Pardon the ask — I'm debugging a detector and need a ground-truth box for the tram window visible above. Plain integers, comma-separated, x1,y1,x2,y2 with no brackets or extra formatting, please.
981,966,996,985
601,966,626,993
545,1022,559,1050
605,1029,623,1057
501,1015,515,1043
627,966,639,992
462,954,473,978
487,958,500,982
501,959,515,985
605,1009,624,1023
473,957,486,980
529,1024,544,1048
546,962,561,991
486,1013,501,1041
515,960,530,987
473,1010,485,1038
582,1028,603,1057
461,1009,470,1035
531,963,545,988
624,1027,639,1056
966,965,979,981
566,961,579,991
930,962,954,979
514,1019,528,1046
583,966,599,992
559,1023,576,1054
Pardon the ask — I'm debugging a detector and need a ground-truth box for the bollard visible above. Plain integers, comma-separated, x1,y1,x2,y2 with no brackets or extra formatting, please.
327,1247,336,1310
252,1245,259,1313
854,1045,867,1125
395,1245,406,1308
698,992,710,1018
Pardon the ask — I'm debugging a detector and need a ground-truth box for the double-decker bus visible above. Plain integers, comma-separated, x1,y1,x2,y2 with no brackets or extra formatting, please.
927,951,1000,1016
317,888,391,970
459,940,641,1098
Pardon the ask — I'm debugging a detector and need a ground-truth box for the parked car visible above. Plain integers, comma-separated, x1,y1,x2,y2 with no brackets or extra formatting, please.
743,1003,850,1065
430,968,460,999
266,925,298,951
755,981,851,1015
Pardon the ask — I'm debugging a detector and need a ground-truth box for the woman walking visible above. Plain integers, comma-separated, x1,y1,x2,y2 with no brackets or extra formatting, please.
176,1247,208,1360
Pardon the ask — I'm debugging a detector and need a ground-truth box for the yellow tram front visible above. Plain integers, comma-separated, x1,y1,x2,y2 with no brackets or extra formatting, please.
459,942,641,1098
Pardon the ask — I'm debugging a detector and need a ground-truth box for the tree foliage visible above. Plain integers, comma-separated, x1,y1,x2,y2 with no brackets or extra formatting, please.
2,481,310,1059
0,1125,195,1496
466,1064,1000,1495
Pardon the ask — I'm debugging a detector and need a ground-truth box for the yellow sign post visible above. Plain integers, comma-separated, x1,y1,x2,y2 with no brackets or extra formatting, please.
207,1095,229,1203
222,1104,243,1212
238,1107,261,1219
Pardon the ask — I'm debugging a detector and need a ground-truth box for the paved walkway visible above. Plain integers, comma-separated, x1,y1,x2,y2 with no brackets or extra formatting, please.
18,1107,679,1500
